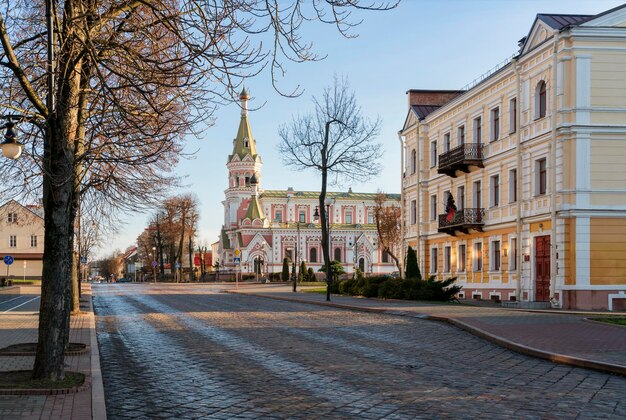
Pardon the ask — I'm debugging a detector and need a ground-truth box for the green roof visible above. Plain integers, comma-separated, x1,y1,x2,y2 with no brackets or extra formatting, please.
229,113,257,161
244,195,265,221
260,190,400,201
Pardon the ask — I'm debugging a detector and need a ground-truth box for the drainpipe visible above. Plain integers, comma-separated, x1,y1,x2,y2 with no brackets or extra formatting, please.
513,58,523,302
415,120,423,272
397,130,405,278
549,33,560,305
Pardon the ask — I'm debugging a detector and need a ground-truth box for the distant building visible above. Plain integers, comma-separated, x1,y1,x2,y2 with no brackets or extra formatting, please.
217,89,400,276
0,200,44,279
400,4,626,310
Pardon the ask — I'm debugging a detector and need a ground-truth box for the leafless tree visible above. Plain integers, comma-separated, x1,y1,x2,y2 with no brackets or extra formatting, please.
278,77,383,300
374,192,401,275
0,0,396,381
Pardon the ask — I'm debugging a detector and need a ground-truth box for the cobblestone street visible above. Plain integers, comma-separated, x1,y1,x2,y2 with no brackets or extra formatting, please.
94,283,626,419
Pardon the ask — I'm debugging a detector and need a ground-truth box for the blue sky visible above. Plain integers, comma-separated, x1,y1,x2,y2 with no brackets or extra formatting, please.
103,0,625,256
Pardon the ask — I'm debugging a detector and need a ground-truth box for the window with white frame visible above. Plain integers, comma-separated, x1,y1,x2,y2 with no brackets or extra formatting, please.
509,169,517,203
443,133,451,152
430,140,438,167
491,240,501,271
368,211,374,224
536,158,547,195
473,116,482,143
274,210,283,222
9,235,16,248
457,185,465,210
31,235,37,247
382,250,390,263
473,242,482,271
490,107,500,141
509,237,517,271
457,125,465,146
458,244,466,272
509,98,517,133
430,195,437,221
473,180,482,208
299,210,306,223
7,212,17,223
410,200,417,225
490,174,500,208
444,246,451,273
410,149,416,174
431,247,438,273
345,210,353,224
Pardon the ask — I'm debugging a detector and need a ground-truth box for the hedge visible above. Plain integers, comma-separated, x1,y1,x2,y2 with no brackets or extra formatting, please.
330,275,461,302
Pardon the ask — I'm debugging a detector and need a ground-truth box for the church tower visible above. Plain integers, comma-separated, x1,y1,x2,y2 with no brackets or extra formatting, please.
224,88,263,230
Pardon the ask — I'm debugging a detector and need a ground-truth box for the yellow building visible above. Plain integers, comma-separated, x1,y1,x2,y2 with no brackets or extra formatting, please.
0,200,44,279
400,5,626,311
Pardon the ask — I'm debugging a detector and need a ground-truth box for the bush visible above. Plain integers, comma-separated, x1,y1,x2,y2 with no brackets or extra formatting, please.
307,267,315,282
281,258,290,281
331,274,461,302
269,272,281,281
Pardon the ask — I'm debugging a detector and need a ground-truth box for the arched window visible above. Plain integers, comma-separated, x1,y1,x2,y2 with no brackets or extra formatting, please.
535,81,547,119
309,247,317,263
410,149,417,174
359,258,365,272
334,247,342,262
382,250,390,263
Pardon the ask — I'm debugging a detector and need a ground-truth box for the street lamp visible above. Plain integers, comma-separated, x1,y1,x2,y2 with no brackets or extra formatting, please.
0,121,24,159
290,221,302,293
151,246,157,283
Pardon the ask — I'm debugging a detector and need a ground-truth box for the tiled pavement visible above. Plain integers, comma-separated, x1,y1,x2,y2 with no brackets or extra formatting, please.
232,284,626,373
95,283,626,419
0,284,104,420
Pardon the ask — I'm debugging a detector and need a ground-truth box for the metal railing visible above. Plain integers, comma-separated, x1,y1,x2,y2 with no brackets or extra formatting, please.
438,208,485,230
438,143,484,170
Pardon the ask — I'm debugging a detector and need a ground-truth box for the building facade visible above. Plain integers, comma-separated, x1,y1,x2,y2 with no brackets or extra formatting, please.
400,5,626,310
217,89,400,277
0,200,44,279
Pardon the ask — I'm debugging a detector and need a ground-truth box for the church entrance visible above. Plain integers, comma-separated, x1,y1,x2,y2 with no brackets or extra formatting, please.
359,258,365,272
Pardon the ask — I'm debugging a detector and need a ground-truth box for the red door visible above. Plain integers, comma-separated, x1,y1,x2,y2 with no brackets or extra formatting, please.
535,235,551,302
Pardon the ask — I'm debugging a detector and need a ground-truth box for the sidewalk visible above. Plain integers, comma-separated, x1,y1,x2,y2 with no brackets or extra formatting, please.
0,284,106,420
229,284,626,376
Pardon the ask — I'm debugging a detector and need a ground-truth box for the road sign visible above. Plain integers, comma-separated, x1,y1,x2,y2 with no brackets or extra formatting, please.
234,249,241,257
3,255,14,265
234,257,241,264
175,262,181,269
151,260,158,267
80,256,87,264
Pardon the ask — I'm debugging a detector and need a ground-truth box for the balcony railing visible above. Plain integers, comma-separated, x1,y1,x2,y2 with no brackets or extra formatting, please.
438,208,485,235
438,143,484,177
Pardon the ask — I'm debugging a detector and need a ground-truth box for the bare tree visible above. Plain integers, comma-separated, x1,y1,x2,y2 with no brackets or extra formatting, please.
0,0,396,381
278,77,383,300
374,191,401,275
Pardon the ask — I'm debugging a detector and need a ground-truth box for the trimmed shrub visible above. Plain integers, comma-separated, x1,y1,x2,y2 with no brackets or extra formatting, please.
307,267,315,282
281,258,290,281
405,246,421,279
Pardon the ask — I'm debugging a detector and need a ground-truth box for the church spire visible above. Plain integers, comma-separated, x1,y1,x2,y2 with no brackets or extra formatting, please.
230,86,257,161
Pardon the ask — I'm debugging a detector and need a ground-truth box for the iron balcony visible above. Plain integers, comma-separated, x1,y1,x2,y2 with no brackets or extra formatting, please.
438,143,484,177
438,208,485,235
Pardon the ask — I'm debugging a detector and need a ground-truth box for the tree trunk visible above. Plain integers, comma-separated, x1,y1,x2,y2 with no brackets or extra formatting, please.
71,252,79,313
33,32,83,378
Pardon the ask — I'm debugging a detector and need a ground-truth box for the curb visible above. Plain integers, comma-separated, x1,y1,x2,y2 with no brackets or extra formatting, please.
87,286,107,420
227,290,626,377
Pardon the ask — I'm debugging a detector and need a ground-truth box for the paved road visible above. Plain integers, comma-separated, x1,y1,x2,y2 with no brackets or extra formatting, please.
0,294,40,313
94,283,626,419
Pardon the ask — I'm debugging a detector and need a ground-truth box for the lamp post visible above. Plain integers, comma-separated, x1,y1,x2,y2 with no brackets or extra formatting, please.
152,246,157,283
291,221,301,292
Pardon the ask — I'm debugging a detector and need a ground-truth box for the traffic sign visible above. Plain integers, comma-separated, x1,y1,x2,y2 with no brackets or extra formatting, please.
234,249,241,257
151,260,158,267
234,257,241,264
80,256,87,264
175,262,181,269
3,255,14,265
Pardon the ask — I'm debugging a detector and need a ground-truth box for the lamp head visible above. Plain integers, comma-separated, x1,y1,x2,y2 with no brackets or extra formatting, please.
313,206,320,222
1,122,23,159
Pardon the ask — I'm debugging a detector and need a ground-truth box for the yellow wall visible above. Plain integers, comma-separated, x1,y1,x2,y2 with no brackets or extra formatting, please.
564,218,575,285
590,218,626,285
424,226,516,284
